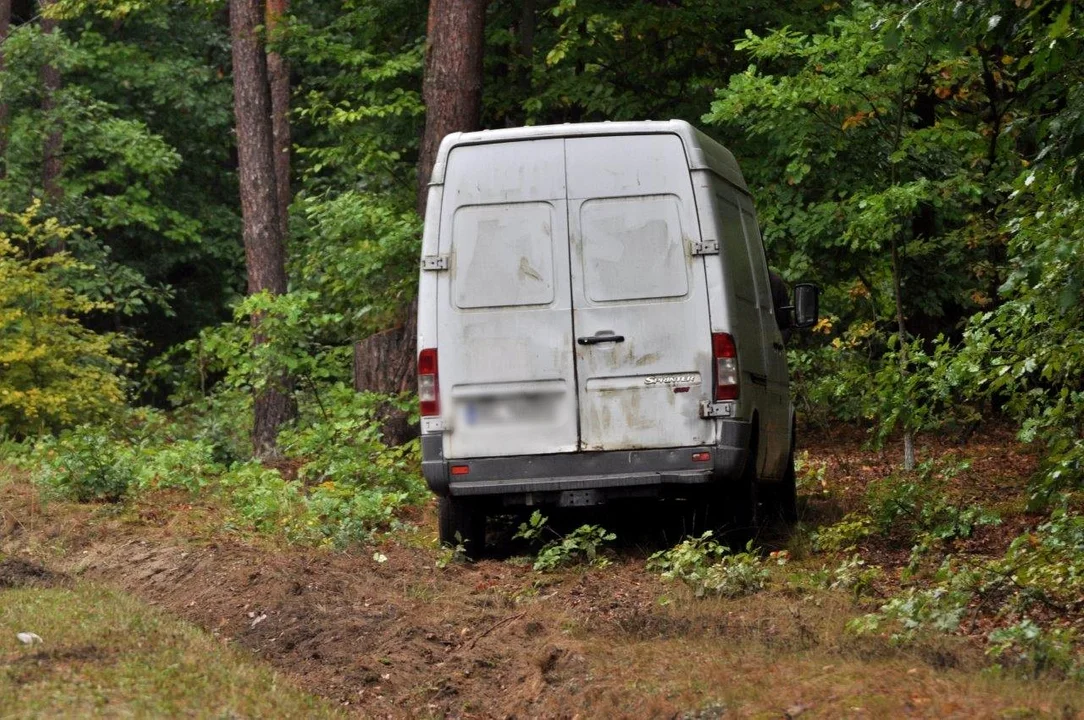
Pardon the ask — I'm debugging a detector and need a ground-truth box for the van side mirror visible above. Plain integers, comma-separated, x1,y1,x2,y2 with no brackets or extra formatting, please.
793,283,820,329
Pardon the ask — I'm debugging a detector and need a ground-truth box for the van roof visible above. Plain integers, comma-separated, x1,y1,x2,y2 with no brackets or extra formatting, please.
430,119,748,193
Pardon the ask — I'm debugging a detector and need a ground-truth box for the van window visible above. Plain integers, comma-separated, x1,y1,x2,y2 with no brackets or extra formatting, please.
740,207,773,310
452,202,555,310
715,187,756,305
579,194,688,303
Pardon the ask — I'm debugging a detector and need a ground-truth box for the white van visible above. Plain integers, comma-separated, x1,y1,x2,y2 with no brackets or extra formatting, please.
416,120,818,552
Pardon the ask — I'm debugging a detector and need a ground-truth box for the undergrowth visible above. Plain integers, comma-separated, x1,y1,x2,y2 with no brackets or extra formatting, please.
513,511,616,571
646,532,787,598
23,394,424,549
804,455,1084,682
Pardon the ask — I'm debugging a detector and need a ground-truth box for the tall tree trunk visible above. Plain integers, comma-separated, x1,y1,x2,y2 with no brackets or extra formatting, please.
265,0,290,239
0,0,11,179
415,0,487,215
230,0,295,458
516,0,536,111
354,0,487,445
40,0,63,214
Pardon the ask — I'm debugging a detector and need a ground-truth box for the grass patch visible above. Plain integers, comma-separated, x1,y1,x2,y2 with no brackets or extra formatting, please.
573,590,1084,718
0,581,342,718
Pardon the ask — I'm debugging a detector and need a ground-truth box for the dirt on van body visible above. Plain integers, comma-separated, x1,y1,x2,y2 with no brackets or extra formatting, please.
2,425,1080,718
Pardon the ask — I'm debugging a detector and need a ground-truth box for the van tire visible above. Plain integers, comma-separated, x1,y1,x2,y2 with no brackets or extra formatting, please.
438,497,486,559
760,428,798,526
726,427,759,539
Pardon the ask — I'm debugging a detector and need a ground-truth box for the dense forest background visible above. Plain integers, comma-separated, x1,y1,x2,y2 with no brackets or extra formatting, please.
4,0,1080,474
0,0,1083,689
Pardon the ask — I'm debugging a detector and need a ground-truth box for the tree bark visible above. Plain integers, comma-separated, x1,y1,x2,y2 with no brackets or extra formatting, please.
230,0,296,458
415,0,487,215
265,0,290,240
517,0,536,108
0,0,11,179
40,0,63,211
354,0,487,445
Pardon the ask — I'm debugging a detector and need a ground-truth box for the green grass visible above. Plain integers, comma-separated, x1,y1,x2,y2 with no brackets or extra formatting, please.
0,583,342,719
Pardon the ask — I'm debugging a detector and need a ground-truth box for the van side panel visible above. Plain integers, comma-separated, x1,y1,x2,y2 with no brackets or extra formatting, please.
437,140,579,459
710,178,771,474
690,169,734,431
734,193,790,479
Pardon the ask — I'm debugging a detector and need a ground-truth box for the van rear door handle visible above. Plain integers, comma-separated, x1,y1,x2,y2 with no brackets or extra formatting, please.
578,335,625,345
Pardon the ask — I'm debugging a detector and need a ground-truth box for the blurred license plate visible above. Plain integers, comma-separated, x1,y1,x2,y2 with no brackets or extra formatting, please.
464,395,554,426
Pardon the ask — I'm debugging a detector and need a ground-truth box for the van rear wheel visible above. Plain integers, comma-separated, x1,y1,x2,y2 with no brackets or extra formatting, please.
760,432,798,526
438,496,486,559
730,446,758,537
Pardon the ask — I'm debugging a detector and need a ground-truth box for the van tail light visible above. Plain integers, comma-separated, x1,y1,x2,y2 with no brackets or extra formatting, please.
712,332,739,401
418,348,440,417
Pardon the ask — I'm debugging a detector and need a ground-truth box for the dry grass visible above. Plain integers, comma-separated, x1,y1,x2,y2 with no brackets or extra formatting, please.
0,577,343,719
555,586,1084,718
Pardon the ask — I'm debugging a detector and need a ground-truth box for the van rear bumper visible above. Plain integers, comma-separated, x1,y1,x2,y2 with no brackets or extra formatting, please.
421,420,751,501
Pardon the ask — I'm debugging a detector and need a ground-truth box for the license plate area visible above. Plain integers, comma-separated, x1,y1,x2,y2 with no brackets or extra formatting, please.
462,394,558,427
558,489,602,507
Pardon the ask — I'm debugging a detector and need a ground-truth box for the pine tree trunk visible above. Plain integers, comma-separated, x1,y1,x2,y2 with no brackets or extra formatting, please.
265,0,290,239
517,0,536,107
415,0,487,216
0,0,11,179
353,0,487,446
40,0,63,215
230,0,296,458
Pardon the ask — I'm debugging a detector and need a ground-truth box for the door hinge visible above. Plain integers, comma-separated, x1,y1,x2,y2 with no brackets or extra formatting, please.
692,240,720,256
421,255,449,271
699,400,735,419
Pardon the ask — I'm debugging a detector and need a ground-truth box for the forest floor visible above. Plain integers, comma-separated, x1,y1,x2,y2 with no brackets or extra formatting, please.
3,425,1084,719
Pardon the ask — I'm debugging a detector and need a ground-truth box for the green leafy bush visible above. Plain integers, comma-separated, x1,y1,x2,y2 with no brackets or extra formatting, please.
940,172,1084,507
812,513,874,553
988,507,1084,613
821,554,883,598
278,384,421,493
851,508,1084,662
132,438,222,494
794,450,829,497
647,532,783,599
218,461,307,537
304,482,409,548
0,205,128,437
33,426,135,502
513,512,616,571
864,459,999,544
848,582,973,642
512,509,552,544
988,620,1083,680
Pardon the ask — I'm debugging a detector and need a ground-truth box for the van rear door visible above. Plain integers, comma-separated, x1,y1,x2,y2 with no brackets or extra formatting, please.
437,139,578,459
566,135,714,451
